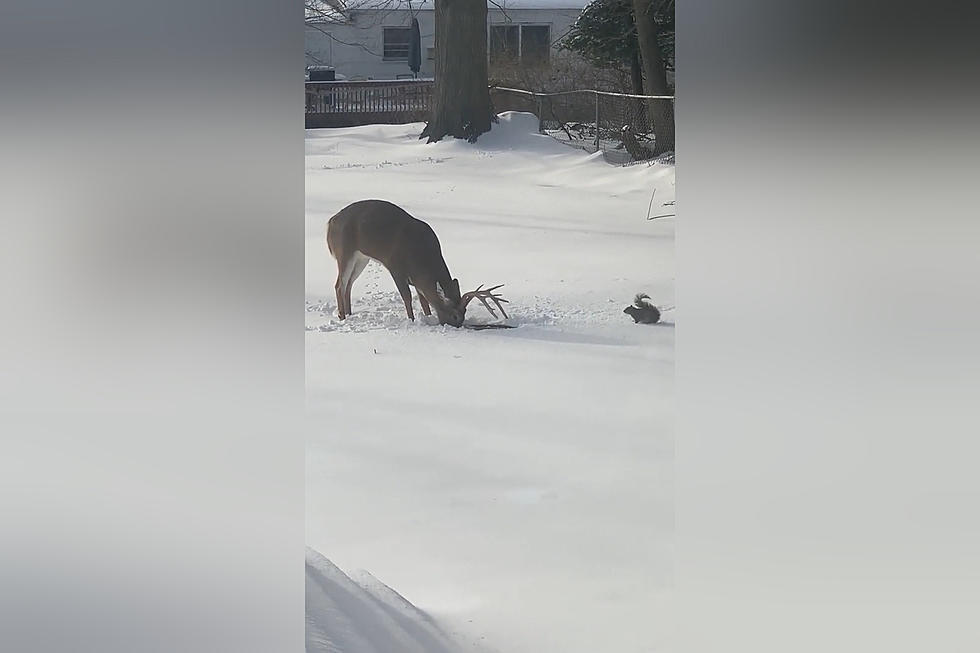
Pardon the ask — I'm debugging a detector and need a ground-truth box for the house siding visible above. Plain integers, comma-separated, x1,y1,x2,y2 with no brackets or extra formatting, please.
306,7,582,81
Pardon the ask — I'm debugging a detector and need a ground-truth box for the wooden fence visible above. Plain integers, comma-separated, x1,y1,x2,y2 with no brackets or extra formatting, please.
305,80,434,128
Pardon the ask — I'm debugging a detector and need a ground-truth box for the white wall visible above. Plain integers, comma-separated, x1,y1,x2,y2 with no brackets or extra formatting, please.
305,11,436,80
305,8,583,81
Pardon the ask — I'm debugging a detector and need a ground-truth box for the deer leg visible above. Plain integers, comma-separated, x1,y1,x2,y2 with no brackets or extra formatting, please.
391,273,415,321
334,254,351,320
343,253,369,317
417,290,432,316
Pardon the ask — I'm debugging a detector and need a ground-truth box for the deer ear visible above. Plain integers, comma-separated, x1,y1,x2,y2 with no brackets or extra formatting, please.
435,282,450,304
452,278,460,296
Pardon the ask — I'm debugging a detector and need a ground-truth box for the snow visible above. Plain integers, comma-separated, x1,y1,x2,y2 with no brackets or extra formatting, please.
306,112,674,653
306,547,463,653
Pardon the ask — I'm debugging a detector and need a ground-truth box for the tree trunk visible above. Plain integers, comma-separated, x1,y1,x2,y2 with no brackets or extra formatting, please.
631,0,674,155
629,51,644,95
629,49,647,132
420,0,494,144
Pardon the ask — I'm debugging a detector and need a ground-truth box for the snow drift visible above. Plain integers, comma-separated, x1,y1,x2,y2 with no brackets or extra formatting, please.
306,547,462,653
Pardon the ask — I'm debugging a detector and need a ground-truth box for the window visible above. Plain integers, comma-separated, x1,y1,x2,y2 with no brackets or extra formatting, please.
383,27,411,61
490,25,520,63
520,25,550,64
489,24,551,65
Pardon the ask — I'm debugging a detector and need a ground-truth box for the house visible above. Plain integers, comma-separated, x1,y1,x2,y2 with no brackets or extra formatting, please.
305,0,589,81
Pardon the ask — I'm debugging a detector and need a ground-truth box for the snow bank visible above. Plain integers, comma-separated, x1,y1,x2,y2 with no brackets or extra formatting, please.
467,112,572,153
306,547,462,653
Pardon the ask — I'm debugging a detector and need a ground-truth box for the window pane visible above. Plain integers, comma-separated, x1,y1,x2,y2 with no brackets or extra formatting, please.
489,25,519,63
383,27,411,60
521,25,550,64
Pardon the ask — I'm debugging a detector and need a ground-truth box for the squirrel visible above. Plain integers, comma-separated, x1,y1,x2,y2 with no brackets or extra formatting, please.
623,293,661,324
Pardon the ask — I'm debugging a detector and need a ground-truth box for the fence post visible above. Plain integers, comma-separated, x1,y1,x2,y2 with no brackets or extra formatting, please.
594,92,600,152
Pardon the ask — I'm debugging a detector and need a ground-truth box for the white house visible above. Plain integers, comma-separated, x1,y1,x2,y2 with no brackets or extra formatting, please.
305,0,589,81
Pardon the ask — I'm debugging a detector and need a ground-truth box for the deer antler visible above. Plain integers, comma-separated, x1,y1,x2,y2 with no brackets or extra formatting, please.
460,284,509,319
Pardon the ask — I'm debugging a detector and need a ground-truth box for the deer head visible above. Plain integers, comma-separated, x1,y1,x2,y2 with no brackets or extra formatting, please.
429,277,466,327
427,280,509,327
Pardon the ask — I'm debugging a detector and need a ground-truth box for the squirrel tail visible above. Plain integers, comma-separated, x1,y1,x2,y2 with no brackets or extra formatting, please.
633,293,653,308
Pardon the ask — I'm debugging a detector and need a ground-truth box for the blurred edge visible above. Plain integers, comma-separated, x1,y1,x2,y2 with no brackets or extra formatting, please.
1,0,978,652
1,2,305,652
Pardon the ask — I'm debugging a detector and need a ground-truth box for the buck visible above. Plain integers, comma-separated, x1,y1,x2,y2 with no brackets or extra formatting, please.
326,199,508,327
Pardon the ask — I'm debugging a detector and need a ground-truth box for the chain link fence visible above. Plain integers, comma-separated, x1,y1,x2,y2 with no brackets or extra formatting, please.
490,86,674,165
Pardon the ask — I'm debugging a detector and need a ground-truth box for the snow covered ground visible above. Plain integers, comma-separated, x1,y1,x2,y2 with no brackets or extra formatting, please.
305,113,675,653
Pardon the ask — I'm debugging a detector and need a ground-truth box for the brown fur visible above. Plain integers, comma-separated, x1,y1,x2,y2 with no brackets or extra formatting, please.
327,200,466,327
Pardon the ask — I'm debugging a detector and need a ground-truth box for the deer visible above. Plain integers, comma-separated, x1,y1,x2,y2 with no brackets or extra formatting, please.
326,199,509,328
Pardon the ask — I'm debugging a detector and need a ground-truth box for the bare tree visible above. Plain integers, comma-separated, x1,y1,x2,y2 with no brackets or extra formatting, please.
306,0,420,26
304,0,429,57
305,0,378,64
305,0,348,25
631,0,674,154
420,0,493,143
